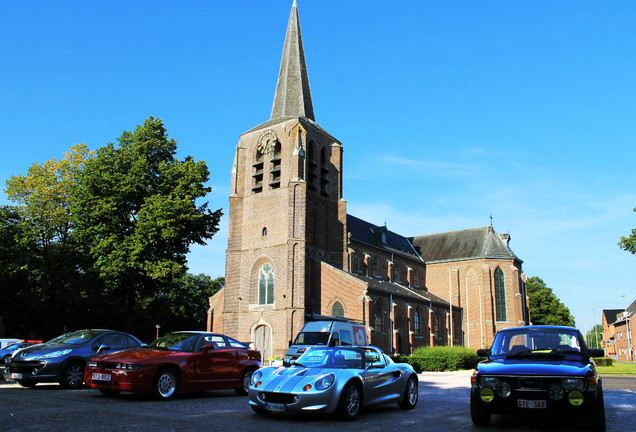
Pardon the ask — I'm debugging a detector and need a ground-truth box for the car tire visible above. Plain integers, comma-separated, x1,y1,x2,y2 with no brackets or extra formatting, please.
152,368,178,401
236,368,255,395
60,362,85,389
337,381,362,421
398,375,418,409
2,354,11,364
99,388,121,397
587,387,606,431
16,380,37,388
470,392,491,426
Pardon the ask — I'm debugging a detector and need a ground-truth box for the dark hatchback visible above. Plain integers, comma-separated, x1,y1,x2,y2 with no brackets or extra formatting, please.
4,329,143,389
470,325,605,430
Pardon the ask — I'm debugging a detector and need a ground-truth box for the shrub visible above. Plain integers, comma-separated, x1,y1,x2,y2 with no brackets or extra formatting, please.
593,357,613,366
393,346,480,371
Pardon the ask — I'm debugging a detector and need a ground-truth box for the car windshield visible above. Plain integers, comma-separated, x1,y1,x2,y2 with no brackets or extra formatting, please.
295,347,363,369
48,330,103,345
149,332,200,352
491,328,583,356
293,332,330,346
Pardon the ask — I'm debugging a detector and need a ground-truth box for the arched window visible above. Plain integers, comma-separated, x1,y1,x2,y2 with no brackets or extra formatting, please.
258,263,274,305
374,300,385,333
433,312,440,338
331,301,344,318
494,268,507,321
413,308,421,336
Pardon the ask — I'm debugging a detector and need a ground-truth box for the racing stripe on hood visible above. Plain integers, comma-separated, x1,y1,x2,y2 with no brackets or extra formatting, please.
264,368,327,393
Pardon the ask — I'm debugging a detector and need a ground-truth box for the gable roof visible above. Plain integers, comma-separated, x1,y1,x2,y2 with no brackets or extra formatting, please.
603,309,623,325
347,214,421,259
410,226,520,263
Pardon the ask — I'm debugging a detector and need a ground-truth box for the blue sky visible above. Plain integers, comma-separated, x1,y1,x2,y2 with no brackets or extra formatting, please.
2,1,635,332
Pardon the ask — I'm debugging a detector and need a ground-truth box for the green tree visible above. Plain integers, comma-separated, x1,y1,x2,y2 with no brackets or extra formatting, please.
585,324,603,349
3,145,98,339
144,274,224,341
526,276,575,327
70,117,222,333
619,206,636,254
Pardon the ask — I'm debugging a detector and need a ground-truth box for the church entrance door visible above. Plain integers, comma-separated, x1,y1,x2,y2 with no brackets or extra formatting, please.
255,325,272,362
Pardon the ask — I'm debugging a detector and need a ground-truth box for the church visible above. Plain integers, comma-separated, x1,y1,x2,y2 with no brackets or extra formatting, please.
208,1,529,360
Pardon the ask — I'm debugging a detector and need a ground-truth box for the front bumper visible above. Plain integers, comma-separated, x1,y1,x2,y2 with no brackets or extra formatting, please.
84,366,155,394
4,360,59,383
248,385,340,414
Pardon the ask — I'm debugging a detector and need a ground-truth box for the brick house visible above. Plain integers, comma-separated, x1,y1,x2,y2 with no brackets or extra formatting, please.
208,1,528,359
601,309,623,359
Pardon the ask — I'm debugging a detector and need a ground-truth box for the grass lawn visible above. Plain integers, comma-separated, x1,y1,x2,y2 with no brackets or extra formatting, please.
597,362,636,375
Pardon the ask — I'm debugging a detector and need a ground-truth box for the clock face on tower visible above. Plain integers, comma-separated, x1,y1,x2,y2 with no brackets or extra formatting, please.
257,129,278,154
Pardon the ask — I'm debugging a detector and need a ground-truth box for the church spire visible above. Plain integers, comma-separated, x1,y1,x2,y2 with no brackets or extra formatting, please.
270,0,315,121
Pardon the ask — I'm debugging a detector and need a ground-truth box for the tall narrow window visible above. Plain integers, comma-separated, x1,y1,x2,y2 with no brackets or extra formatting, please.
433,312,440,338
413,309,421,336
352,252,359,273
331,301,344,318
495,267,507,321
320,147,329,195
252,149,264,193
374,300,385,333
307,142,317,191
269,141,281,189
258,263,275,305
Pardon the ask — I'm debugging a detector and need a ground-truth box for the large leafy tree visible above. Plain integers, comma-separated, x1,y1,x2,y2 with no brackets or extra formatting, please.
618,206,636,254
70,117,222,333
526,276,575,327
3,145,97,338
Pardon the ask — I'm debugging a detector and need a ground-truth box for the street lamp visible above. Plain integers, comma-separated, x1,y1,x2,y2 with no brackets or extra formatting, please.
155,324,161,340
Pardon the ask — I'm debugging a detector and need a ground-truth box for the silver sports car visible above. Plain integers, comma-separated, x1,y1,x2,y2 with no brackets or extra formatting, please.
248,346,418,420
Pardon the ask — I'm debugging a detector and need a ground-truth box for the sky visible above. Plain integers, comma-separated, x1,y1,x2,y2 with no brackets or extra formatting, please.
2,1,635,333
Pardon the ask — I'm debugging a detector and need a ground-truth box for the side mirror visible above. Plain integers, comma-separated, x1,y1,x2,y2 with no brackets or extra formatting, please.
97,345,111,354
288,340,292,348
476,349,491,357
589,348,605,358
202,344,216,353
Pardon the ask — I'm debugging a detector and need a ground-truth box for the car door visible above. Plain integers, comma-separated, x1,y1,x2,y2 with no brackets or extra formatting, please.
191,335,238,390
362,350,402,406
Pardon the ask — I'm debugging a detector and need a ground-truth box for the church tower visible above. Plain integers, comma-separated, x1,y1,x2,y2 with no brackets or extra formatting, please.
223,1,347,359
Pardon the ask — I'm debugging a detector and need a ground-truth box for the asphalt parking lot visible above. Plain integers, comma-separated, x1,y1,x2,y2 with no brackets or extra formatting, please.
1,370,635,431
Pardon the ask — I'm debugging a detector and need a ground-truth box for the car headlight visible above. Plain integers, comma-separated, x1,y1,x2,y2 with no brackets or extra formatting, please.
496,381,511,398
88,361,98,367
480,376,499,388
315,373,335,390
548,384,565,401
252,370,262,385
34,349,72,359
562,378,585,391
114,363,149,370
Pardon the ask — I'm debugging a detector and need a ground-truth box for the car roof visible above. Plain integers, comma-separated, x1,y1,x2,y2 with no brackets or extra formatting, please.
498,325,579,332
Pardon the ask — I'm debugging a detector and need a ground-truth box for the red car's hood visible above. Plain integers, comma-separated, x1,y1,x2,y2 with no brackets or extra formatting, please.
92,348,188,363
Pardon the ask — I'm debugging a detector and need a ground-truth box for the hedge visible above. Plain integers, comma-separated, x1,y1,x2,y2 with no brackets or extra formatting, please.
392,346,482,371
593,357,613,366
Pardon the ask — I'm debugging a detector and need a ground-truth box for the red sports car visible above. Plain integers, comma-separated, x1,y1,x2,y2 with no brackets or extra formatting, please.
84,331,261,400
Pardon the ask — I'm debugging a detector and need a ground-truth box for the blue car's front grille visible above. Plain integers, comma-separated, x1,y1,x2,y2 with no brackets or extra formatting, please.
259,392,297,404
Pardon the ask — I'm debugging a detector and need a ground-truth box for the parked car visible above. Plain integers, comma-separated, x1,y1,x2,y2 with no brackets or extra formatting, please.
1,342,37,364
0,338,22,349
250,345,418,420
84,331,262,400
284,318,368,366
4,329,143,389
470,325,606,430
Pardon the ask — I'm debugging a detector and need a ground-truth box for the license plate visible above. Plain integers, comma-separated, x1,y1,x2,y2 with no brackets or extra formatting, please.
265,402,287,412
11,373,23,380
517,399,546,409
92,373,111,381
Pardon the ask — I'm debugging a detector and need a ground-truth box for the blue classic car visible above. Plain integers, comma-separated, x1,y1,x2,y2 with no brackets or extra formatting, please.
471,325,605,430
249,346,418,420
